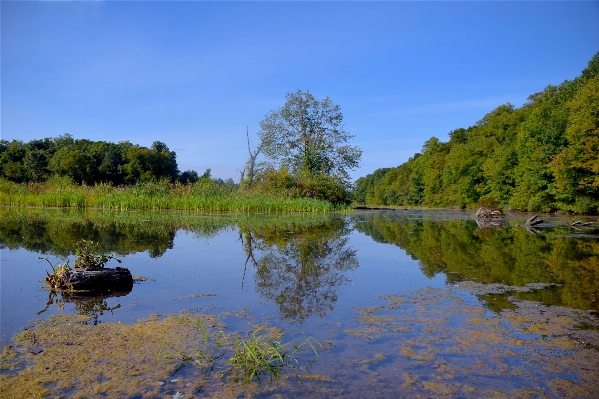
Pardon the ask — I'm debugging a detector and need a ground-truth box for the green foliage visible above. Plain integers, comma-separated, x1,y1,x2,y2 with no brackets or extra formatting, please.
0,140,27,182
258,90,361,182
50,147,97,185
40,257,72,291
179,169,199,184
0,135,182,187
0,176,346,212
477,194,501,210
251,168,351,205
353,51,599,214
294,173,350,204
74,239,121,269
121,142,179,184
0,132,350,208
255,168,297,196
353,167,391,205
223,330,319,385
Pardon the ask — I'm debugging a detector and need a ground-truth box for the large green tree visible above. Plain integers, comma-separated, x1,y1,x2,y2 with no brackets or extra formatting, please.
258,90,362,181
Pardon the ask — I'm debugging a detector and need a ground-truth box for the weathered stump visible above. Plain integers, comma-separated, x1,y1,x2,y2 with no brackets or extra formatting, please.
475,207,504,219
60,267,133,294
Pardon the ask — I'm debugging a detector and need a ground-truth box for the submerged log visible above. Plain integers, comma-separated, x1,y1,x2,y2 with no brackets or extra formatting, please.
526,215,543,227
60,267,133,294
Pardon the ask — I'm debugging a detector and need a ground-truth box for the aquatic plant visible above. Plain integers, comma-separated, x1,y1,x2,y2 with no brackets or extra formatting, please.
222,329,320,385
74,239,121,269
164,320,321,386
40,257,71,291
223,329,286,384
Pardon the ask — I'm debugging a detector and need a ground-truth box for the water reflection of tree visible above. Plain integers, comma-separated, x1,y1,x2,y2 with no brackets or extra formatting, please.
353,212,599,311
0,208,336,261
68,297,123,325
39,291,126,325
0,209,221,258
240,219,359,323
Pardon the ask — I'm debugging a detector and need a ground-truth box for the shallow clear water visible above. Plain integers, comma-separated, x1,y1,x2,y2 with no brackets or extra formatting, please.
1,208,598,398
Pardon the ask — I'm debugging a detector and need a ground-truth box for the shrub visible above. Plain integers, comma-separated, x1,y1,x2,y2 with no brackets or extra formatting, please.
477,194,501,210
75,239,121,269
295,174,350,204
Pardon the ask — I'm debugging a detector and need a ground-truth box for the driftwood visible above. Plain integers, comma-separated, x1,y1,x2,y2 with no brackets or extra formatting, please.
476,207,504,219
60,267,133,294
525,215,543,227
569,221,597,227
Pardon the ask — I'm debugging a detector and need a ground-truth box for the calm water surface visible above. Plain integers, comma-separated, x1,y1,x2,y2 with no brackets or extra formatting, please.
1,208,598,398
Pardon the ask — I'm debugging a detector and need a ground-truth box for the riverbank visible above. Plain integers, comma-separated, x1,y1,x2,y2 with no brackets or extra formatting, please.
0,179,348,212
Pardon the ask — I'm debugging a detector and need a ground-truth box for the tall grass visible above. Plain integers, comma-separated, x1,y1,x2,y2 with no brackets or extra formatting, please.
0,178,350,212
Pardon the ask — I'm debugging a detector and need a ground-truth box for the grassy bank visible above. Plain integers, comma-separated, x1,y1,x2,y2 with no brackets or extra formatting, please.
0,178,348,212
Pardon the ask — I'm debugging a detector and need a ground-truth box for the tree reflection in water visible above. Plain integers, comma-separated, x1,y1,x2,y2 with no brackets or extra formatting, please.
240,218,359,323
38,290,128,325
353,211,599,312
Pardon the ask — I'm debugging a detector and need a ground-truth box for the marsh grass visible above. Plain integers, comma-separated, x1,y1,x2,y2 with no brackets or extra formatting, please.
166,320,321,386
0,178,349,212
222,329,320,384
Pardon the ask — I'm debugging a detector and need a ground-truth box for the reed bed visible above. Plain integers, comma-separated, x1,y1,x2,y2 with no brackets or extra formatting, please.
0,179,349,212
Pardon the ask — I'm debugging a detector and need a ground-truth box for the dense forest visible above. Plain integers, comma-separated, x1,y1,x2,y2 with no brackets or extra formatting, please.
354,52,599,214
0,135,212,186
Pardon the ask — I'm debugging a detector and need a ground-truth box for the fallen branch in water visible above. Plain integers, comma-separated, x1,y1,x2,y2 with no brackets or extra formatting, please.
525,215,543,227
569,221,596,227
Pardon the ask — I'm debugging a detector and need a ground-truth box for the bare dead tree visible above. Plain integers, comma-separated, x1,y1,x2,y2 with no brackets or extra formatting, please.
242,125,267,188
239,231,259,290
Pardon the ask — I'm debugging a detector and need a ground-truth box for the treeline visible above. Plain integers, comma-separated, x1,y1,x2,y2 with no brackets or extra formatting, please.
0,134,218,186
354,52,599,214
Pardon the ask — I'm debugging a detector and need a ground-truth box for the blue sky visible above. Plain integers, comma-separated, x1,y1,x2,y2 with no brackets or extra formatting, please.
2,1,598,181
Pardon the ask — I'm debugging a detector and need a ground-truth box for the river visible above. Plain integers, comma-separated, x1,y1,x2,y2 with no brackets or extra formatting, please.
1,208,597,398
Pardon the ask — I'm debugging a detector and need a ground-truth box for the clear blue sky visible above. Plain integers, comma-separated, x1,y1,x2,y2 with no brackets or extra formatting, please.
2,1,598,182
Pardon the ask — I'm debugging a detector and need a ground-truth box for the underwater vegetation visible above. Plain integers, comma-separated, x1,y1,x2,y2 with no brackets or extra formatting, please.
0,312,321,398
